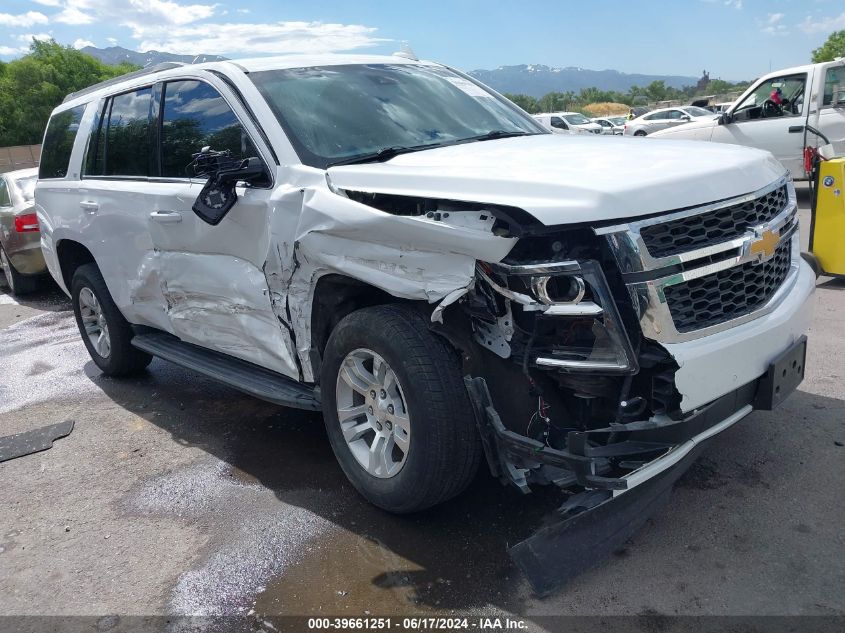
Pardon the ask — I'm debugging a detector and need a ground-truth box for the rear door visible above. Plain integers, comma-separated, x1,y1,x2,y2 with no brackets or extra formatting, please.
77,87,171,329
143,76,299,378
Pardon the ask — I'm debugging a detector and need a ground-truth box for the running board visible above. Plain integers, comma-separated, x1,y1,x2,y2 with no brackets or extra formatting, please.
131,332,321,411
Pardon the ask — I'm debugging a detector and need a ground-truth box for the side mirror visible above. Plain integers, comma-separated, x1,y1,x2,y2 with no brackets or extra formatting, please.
680,115,691,122
718,112,732,125
190,149,267,226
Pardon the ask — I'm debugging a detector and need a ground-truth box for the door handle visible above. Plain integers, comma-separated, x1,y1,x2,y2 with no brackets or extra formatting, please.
788,125,805,133
79,201,99,213
150,211,183,224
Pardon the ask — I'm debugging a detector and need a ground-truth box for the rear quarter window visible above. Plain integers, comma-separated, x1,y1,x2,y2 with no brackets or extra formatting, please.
84,88,152,178
39,105,85,179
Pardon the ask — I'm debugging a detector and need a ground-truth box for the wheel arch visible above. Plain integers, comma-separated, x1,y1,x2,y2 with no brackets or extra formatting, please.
310,273,406,367
56,239,96,291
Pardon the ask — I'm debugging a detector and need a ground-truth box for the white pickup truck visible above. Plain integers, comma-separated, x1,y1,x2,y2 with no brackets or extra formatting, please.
651,59,845,179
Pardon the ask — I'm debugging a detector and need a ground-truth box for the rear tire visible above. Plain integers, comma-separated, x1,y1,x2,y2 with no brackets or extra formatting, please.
0,245,40,295
71,263,152,376
634,130,647,137
321,304,482,513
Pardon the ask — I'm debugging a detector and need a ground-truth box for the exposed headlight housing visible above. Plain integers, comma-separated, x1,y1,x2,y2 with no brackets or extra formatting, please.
480,260,638,374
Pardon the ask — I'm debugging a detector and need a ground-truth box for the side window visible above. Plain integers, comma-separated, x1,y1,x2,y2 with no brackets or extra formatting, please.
644,112,663,121
823,66,844,106
84,88,152,177
0,178,9,207
160,80,257,178
733,74,806,121
550,116,568,130
39,105,85,179
105,88,152,176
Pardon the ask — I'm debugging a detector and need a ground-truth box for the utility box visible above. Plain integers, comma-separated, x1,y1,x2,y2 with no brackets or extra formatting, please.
812,157,845,277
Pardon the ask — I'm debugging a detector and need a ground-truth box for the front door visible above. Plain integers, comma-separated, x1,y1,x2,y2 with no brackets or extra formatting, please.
144,77,299,379
713,73,808,177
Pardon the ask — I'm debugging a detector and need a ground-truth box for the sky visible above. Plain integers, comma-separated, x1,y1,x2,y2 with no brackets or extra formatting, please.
0,0,843,81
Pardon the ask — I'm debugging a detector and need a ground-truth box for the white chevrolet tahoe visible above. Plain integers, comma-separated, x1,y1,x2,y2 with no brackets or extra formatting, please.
35,55,814,519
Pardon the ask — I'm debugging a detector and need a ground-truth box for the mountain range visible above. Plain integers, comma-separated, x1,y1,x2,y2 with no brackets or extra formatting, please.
80,47,699,96
467,64,699,97
80,45,226,67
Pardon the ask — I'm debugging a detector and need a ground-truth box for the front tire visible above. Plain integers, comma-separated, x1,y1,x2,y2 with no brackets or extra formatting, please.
0,245,40,295
71,263,152,376
321,305,482,513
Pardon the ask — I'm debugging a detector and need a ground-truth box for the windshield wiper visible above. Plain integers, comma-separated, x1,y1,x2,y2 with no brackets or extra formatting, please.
468,130,535,142
328,144,435,167
327,131,536,167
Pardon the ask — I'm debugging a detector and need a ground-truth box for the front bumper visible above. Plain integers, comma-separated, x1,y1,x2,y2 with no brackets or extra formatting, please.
467,375,762,495
466,255,813,496
668,257,815,412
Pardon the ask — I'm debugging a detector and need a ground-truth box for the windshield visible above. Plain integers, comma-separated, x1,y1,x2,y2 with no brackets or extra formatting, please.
682,106,714,118
562,113,591,125
14,175,37,201
609,116,626,125
250,63,545,168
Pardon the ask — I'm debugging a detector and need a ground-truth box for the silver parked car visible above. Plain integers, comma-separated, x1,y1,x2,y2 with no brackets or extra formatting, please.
591,116,626,135
0,167,45,295
623,106,715,136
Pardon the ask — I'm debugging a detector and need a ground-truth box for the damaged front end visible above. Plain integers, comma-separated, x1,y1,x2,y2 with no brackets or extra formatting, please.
304,177,803,594
433,224,757,594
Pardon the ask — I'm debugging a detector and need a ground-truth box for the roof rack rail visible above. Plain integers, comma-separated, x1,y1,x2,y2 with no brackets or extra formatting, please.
62,62,186,104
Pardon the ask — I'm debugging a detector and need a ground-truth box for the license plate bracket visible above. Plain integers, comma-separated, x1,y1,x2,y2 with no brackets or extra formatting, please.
754,335,807,410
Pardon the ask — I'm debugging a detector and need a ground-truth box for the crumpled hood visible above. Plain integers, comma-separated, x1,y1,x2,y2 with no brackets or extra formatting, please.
327,134,785,225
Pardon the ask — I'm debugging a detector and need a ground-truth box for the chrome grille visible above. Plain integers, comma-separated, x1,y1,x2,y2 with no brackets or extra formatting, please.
664,239,792,333
595,176,800,343
639,185,789,258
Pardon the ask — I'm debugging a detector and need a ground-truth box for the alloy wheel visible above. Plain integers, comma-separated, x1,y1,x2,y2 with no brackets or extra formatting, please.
335,348,411,478
78,286,111,358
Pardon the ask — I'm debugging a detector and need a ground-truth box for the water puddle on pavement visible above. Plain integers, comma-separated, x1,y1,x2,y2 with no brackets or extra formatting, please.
251,474,565,619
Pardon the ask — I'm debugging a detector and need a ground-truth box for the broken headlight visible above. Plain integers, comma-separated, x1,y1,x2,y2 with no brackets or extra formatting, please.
480,260,638,374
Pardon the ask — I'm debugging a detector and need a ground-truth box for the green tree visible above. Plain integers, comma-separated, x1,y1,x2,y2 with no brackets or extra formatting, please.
0,39,139,146
503,93,540,113
812,30,845,63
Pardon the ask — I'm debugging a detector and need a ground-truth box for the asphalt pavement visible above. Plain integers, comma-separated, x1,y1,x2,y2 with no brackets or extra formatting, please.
0,183,843,631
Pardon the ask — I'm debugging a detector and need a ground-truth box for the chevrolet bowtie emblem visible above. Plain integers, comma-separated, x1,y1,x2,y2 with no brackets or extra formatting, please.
748,228,779,260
